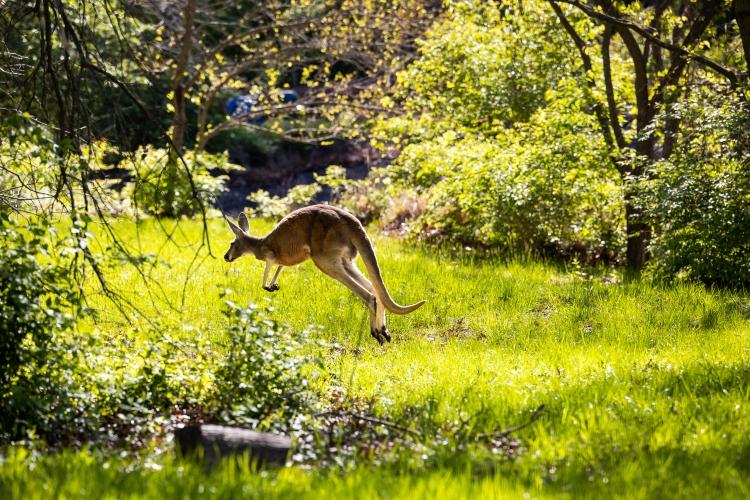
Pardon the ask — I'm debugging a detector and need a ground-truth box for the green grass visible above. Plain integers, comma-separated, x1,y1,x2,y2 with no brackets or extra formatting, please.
3,217,750,498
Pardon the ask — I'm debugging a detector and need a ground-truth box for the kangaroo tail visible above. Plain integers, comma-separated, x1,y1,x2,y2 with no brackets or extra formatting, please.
346,218,426,315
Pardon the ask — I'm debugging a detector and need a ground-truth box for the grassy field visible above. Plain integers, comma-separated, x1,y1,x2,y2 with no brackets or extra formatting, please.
2,217,750,498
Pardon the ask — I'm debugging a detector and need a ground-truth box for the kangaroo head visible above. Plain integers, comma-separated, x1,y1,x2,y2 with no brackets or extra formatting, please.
224,212,252,262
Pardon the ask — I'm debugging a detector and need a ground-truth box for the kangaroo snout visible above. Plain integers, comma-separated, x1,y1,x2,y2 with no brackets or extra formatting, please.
224,252,232,262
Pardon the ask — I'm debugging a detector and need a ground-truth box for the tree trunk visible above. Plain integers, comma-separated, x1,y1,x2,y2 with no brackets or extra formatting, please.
625,200,650,271
165,86,188,216
162,0,197,216
171,0,197,153
622,98,655,272
172,86,187,153
736,0,750,73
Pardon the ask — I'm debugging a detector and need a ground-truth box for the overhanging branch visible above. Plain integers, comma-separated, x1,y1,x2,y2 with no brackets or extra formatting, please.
546,0,616,153
552,0,740,85
601,25,626,149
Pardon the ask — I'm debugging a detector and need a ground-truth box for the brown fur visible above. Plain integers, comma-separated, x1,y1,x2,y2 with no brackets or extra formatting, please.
224,204,426,344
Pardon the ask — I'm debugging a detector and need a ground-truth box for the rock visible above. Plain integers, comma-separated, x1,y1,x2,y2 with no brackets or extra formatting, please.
175,424,291,467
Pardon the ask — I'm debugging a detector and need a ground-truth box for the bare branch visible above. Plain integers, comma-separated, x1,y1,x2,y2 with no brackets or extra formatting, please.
650,1,719,108
552,0,740,85
546,0,616,153
601,25,626,149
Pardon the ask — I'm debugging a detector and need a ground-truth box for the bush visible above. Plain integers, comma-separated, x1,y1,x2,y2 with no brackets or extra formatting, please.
1,225,317,447
316,166,402,226
211,295,317,433
247,183,322,219
125,146,236,217
644,94,750,286
646,160,750,287
367,0,623,260
247,165,414,229
393,0,575,135
0,213,80,442
382,101,623,259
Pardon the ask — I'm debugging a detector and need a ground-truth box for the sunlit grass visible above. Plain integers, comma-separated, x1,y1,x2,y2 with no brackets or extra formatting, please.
3,216,750,498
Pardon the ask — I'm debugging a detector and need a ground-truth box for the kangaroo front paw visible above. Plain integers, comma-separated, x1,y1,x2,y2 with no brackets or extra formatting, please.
263,284,280,292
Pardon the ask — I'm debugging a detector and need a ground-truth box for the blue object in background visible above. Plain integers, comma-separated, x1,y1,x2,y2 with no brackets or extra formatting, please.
226,90,299,125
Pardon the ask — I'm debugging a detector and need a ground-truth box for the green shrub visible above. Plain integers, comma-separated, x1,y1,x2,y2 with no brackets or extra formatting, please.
125,147,236,217
368,0,623,259
0,213,80,442
644,95,750,286
384,101,623,259
247,165,415,228
647,160,750,287
247,183,322,219
211,295,317,433
1,228,317,447
246,164,393,224
393,0,575,135
316,166,402,226
203,126,279,157
0,210,224,447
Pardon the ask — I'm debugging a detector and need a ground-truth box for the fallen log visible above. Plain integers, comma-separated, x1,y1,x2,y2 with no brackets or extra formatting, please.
175,424,291,467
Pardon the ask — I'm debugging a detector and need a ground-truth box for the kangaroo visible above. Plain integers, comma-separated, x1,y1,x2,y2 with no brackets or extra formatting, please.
223,204,426,344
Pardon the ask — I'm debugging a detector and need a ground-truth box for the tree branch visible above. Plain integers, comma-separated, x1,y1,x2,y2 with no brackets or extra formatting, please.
650,1,718,109
597,1,651,132
47,10,213,255
601,25,626,149
553,0,740,85
546,0,615,153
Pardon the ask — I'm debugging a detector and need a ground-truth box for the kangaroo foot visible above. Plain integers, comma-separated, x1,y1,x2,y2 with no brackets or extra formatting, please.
263,284,280,292
370,327,391,345
381,328,392,342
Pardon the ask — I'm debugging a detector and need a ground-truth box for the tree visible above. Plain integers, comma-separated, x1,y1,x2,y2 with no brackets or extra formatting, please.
117,0,435,215
0,0,208,307
546,0,746,270
373,1,626,258
131,0,435,152
1,0,435,217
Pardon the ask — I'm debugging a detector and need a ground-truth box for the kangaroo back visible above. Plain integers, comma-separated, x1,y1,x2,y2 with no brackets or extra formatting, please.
344,217,426,315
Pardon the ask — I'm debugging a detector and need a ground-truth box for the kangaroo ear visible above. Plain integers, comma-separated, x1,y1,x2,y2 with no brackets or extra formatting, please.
223,212,244,237
238,212,249,232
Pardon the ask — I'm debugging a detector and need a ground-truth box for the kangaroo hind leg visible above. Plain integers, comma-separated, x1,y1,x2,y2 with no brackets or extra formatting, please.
341,257,389,343
313,257,386,345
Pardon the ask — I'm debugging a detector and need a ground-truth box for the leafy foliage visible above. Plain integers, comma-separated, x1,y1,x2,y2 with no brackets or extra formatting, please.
212,296,317,433
125,147,235,217
371,0,623,259
395,0,575,134
246,165,408,227
0,213,79,442
1,268,317,447
644,94,750,286
247,184,322,219
315,166,404,226
0,115,84,214
387,116,623,258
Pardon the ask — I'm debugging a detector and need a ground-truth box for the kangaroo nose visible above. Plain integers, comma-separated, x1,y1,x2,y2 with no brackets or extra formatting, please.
224,253,231,262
